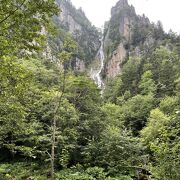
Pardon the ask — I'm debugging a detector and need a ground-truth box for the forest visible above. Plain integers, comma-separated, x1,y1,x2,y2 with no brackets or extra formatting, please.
0,0,179,180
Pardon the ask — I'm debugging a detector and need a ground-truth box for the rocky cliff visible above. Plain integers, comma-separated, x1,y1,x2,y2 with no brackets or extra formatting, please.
105,43,126,78
103,0,162,78
50,0,164,79
54,0,101,70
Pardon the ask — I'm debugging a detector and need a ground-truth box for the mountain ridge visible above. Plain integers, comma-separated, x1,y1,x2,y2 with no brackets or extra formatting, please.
55,0,101,68
53,0,169,81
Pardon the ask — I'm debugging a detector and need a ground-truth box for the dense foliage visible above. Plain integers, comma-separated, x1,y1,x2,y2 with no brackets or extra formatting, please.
0,0,179,180
104,36,180,179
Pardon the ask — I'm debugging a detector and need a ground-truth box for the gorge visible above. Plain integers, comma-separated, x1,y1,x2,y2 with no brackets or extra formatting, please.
0,0,179,179
54,0,163,88
90,38,105,89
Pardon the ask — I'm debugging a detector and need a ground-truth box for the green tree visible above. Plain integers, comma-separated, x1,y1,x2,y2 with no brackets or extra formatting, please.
48,33,77,180
141,109,180,179
121,94,154,134
159,96,179,115
66,75,104,164
121,57,142,95
148,47,179,97
85,126,144,178
101,103,124,129
139,70,156,95
0,56,41,159
0,0,58,56
103,76,123,103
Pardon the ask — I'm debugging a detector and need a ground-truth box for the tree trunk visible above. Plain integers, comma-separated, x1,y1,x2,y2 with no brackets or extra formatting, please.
50,70,66,180
51,116,56,180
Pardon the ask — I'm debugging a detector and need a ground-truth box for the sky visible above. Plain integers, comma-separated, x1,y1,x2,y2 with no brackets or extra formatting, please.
70,0,180,33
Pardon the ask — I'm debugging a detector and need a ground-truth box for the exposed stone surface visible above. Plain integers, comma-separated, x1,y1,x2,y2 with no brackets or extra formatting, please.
74,58,85,72
55,0,101,66
103,0,155,79
57,3,82,33
111,0,135,41
122,17,131,41
106,43,126,78
103,0,134,78
111,0,129,16
52,0,160,79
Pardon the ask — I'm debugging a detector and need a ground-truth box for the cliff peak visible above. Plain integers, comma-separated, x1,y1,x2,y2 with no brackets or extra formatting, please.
116,0,128,7
111,0,134,17
104,0,158,78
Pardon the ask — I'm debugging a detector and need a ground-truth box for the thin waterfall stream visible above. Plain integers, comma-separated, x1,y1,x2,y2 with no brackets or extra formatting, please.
90,38,105,92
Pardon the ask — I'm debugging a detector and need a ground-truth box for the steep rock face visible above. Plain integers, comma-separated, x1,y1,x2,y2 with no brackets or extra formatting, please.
55,0,101,68
103,0,157,78
110,0,134,40
106,43,126,78
74,58,85,72
58,2,82,33
103,0,134,78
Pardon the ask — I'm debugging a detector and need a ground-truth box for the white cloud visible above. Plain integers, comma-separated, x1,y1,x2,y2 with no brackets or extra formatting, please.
70,0,180,33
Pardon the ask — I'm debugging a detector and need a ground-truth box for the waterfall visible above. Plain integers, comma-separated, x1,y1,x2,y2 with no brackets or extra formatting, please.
91,38,105,91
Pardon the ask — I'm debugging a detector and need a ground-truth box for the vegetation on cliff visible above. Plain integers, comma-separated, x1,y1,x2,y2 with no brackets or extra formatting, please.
0,0,179,179
55,0,101,65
